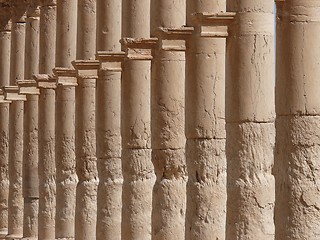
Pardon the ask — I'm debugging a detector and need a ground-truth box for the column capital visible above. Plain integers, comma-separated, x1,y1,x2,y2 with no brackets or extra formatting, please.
72,60,100,79
26,0,41,18
96,51,125,72
0,89,11,103
53,67,77,86
154,27,194,51
120,38,158,60
33,74,57,89
3,86,27,101
190,12,236,37
17,80,40,95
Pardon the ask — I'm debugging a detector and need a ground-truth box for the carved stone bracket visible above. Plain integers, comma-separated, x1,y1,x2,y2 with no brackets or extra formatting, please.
0,89,11,103
3,85,27,101
154,27,194,51
17,80,40,95
120,38,158,60
53,67,77,86
33,74,57,89
96,51,125,72
72,60,100,79
191,12,236,37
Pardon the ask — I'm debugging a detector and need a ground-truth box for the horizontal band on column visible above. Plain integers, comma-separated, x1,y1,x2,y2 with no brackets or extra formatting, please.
3,86,27,101
120,38,158,60
232,12,274,35
0,90,11,103
17,80,40,95
289,3,320,22
96,51,125,71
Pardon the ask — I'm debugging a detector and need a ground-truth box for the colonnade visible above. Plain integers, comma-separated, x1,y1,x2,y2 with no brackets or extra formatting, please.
0,0,319,240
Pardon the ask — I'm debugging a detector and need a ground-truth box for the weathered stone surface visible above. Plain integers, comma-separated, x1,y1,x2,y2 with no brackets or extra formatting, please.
275,116,320,240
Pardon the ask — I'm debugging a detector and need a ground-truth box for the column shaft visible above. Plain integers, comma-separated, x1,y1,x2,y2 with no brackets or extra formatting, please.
275,1,320,239
226,0,275,239
185,1,227,239
54,71,77,239
151,1,187,239
74,0,97,239
121,0,154,239
96,1,122,239
0,4,11,237
54,0,77,238
7,5,27,238
55,0,77,67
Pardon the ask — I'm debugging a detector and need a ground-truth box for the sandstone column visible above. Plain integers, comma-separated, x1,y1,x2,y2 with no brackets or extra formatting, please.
150,1,192,239
121,0,156,239
54,0,77,238
226,0,275,239
37,0,57,239
0,3,11,237
54,68,77,240
96,1,123,238
35,74,56,240
275,1,320,239
21,2,40,238
6,2,27,238
73,0,97,239
185,2,235,239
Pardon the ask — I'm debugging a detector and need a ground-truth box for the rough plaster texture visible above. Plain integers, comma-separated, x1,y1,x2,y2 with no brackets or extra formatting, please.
275,1,320,239
226,0,275,239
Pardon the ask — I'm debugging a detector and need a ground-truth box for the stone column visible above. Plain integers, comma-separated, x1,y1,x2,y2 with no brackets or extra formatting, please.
56,0,77,68
96,52,124,240
226,0,275,239
185,2,235,238
37,1,56,239
150,1,192,239
34,74,56,240
54,68,77,240
6,2,27,238
96,2,122,239
72,60,99,240
121,1,155,239
73,1,97,239
21,2,40,238
0,3,11,237
275,1,320,239
54,0,77,238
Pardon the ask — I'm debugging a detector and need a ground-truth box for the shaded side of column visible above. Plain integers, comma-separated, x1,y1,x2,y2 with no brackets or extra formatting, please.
96,1,122,239
54,68,78,240
226,0,275,239
37,1,57,239
275,1,320,239
0,3,11,237
121,1,154,239
55,0,77,68
7,2,27,238
185,1,230,239
150,1,188,239
22,2,40,238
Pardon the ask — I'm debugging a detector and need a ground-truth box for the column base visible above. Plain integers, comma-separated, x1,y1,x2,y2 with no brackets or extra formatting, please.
5,234,22,240
0,228,8,238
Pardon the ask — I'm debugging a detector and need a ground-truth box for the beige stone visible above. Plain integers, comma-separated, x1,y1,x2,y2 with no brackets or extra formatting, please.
226,0,275,239
275,1,320,239
54,68,77,240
